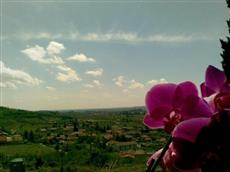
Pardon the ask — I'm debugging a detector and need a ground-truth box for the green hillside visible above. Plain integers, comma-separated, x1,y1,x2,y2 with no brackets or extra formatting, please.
0,106,70,133
0,106,167,172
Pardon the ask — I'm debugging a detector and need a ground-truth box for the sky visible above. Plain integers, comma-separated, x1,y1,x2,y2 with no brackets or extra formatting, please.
0,0,229,110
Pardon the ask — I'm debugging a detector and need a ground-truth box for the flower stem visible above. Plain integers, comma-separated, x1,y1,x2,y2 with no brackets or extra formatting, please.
147,136,172,172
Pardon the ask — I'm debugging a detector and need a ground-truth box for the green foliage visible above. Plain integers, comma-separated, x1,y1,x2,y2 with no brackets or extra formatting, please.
0,144,55,157
0,106,62,133
88,150,110,167
0,106,168,171
220,0,230,82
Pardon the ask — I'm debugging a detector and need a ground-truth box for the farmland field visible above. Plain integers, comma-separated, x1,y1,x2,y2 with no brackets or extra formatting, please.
0,107,168,172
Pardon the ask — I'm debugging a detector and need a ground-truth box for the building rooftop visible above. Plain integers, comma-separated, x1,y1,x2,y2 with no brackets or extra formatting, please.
10,158,24,163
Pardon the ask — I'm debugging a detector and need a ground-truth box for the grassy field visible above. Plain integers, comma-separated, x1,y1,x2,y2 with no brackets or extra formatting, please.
0,144,55,157
0,106,167,171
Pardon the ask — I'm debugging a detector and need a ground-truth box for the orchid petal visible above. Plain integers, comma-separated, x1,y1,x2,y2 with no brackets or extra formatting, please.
172,118,210,143
163,143,176,167
143,114,164,129
147,148,163,166
171,166,201,172
180,95,213,120
221,83,230,94
173,81,198,109
200,82,215,97
205,94,217,112
172,138,201,170
145,83,176,122
219,95,230,110
205,65,226,93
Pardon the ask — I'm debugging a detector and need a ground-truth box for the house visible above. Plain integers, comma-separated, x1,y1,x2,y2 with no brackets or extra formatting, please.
141,135,152,142
64,125,74,131
106,130,112,134
12,134,23,142
119,152,135,158
133,149,146,156
0,131,9,143
106,141,137,151
0,134,7,143
119,149,146,158
40,128,47,132
9,158,25,172
50,128,58,131
7,136,13,142
104,133,113,140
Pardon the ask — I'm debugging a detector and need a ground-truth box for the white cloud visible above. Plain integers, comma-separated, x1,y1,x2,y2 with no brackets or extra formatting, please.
56,64,81,82
46,41,65,55
129,80,144,89
21,45,47,63
85,68,103,77
18,32,53,40
0,82,17,89
147,35,194,43
21,42,82,83
83,80,103,89
93,80,103,87
14,31,216,44
72,32,213,43
0,61,43,88
67,53,96,62
81,32,139,42
56,65,72,72
46,86,56,91
83,84,94,88
21,43,64,65
146,79,158,85
56,69,81,82
159,78,167,83
47,56,65,64
146,78,167,86
113,76,125,87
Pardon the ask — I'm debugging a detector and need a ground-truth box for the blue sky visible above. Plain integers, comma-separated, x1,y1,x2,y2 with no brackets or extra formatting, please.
0,0,229,110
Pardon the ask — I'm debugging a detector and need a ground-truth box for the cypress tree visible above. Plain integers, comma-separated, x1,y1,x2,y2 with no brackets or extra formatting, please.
220,0,230,82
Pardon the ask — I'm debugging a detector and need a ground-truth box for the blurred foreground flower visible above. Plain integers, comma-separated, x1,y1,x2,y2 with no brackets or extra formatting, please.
145,1,230,170
200,65,230,112
148,111,230,172
171,111,230,172
144,81,212,133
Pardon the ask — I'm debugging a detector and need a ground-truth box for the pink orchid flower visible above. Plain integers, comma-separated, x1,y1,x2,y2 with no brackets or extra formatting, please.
144,81,212,133
170,111,230,172
200,65,230,111
147,143,201,172
147,144,177,171
147,117,209,172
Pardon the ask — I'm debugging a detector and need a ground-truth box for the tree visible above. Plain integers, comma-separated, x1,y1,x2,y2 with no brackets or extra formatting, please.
72,118,79,132
28,131,34,142
220,0,230,82
23,130,28,140
35,156,44,169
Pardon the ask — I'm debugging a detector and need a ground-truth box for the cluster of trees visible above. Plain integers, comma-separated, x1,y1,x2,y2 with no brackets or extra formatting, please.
23,131,35,142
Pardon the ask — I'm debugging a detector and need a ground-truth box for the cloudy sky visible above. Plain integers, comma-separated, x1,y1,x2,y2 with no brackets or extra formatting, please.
0,0,229,110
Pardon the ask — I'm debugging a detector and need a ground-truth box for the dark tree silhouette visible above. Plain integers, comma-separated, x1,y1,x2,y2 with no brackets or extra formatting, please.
72,118,79,132
35,156,44,169
220,0,230,82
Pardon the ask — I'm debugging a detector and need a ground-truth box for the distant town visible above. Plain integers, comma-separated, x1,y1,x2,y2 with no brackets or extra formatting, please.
0,106,168,172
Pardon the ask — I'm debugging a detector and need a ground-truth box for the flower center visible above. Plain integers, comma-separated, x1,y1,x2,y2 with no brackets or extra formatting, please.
214,93,230,110
163,110,183,133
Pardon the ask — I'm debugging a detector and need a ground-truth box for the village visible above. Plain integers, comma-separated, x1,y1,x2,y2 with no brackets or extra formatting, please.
0,107,167,171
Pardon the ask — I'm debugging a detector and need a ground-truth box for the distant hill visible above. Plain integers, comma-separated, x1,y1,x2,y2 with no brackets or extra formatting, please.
0,106,146,133
59,106,146,113
0,106,64,133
